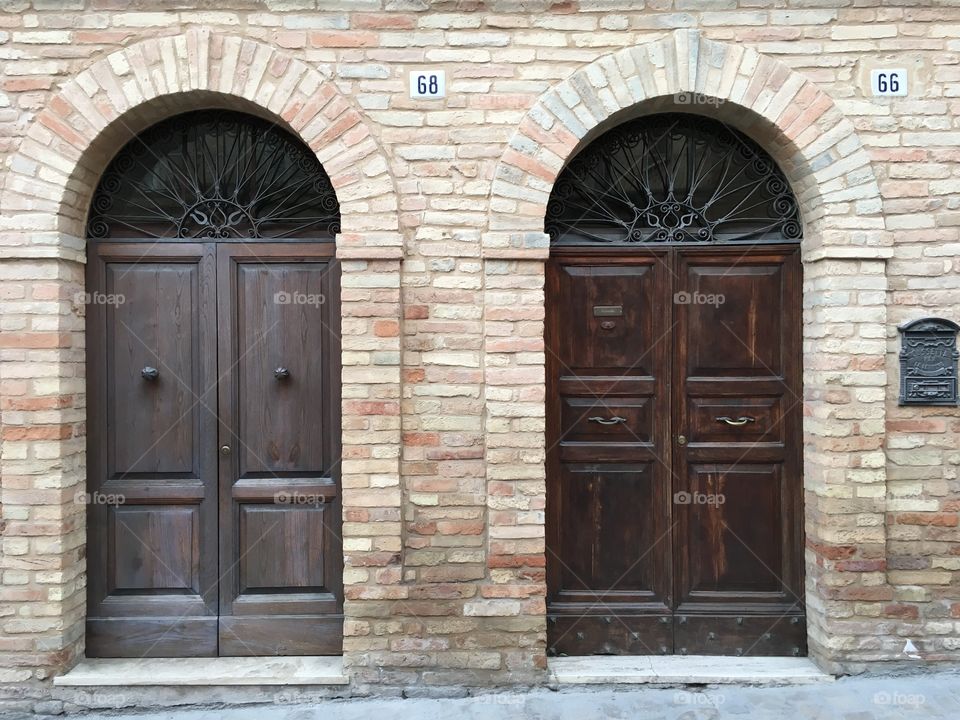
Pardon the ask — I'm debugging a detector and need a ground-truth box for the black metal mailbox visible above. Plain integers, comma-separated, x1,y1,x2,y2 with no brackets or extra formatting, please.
898,318,960,406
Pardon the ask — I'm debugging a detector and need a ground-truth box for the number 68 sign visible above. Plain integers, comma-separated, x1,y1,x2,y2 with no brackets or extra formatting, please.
870,69,908,97
409,70,445,99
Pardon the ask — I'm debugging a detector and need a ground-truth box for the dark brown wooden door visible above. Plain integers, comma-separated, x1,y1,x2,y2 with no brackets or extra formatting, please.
85,242,342,657
86,243,219,657
546,245,804,657
216,244,342,655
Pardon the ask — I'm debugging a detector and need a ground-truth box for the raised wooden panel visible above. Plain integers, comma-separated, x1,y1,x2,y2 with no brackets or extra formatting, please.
561,397,652,444
558,264,658,374
557,464,666,600
235,263,329,478
687,397,782,445
681,464,784,597
683,264,785,378
106,262,198,477
239,505,327,592
111,506,198,592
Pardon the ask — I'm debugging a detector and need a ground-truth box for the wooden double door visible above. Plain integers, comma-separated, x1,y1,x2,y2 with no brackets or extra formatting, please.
85,242,342,657
546,245,804,657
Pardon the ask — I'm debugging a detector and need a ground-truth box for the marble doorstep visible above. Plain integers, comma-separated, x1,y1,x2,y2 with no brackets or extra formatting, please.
549,656,833,686
53,656,347,686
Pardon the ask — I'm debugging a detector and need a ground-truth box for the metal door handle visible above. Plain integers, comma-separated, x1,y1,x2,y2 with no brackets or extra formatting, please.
588,416,627,425
141,366,159,381
220,445,231,456
716,415,755,426
274,366,290,380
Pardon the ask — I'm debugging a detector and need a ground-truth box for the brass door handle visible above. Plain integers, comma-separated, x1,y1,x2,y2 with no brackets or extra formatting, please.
588,416,627,425
716,416,756,426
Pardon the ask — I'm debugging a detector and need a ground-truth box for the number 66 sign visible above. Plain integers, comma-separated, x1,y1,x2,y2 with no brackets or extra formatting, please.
870,69,908,97
409,70,446,99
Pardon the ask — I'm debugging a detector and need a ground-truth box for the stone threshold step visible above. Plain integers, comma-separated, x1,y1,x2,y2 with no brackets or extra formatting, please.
549,656,833,686
53,656,347,687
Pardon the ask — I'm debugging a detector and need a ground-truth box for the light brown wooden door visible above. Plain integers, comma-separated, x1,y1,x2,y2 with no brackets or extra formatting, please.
546,245,804,657
85,242,342,657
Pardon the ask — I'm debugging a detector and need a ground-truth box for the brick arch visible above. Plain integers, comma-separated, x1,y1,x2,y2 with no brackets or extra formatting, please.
0,30,403,678
0,28,400,256
482,30,892,672
486,28,885,257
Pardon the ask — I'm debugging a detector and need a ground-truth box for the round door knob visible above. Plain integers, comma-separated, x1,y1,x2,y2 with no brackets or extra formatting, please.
220,445,231,456
274,367,290,380
141,366,159,381
677,435,687,445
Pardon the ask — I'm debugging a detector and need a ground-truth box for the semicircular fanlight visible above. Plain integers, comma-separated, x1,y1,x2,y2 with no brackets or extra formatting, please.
87,110,340,240
545,113,802,245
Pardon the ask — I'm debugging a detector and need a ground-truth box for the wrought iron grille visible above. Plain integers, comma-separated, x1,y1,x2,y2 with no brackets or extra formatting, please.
545,113,802,245
87,110,340,240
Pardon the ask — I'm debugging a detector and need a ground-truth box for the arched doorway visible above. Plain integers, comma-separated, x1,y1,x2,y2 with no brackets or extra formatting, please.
544,113,805,657
84,110,343,657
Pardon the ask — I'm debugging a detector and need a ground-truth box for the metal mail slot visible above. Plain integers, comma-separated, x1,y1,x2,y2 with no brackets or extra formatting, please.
593,305,623,317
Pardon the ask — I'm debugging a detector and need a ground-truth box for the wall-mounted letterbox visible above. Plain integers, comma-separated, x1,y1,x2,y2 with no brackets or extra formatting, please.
898,318,960,406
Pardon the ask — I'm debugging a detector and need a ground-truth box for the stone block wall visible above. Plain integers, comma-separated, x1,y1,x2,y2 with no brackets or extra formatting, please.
0,0,957,691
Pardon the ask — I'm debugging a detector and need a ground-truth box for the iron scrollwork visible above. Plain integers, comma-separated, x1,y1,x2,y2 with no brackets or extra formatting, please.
898,318,960,406
87,110,341,240
545,113,802,245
